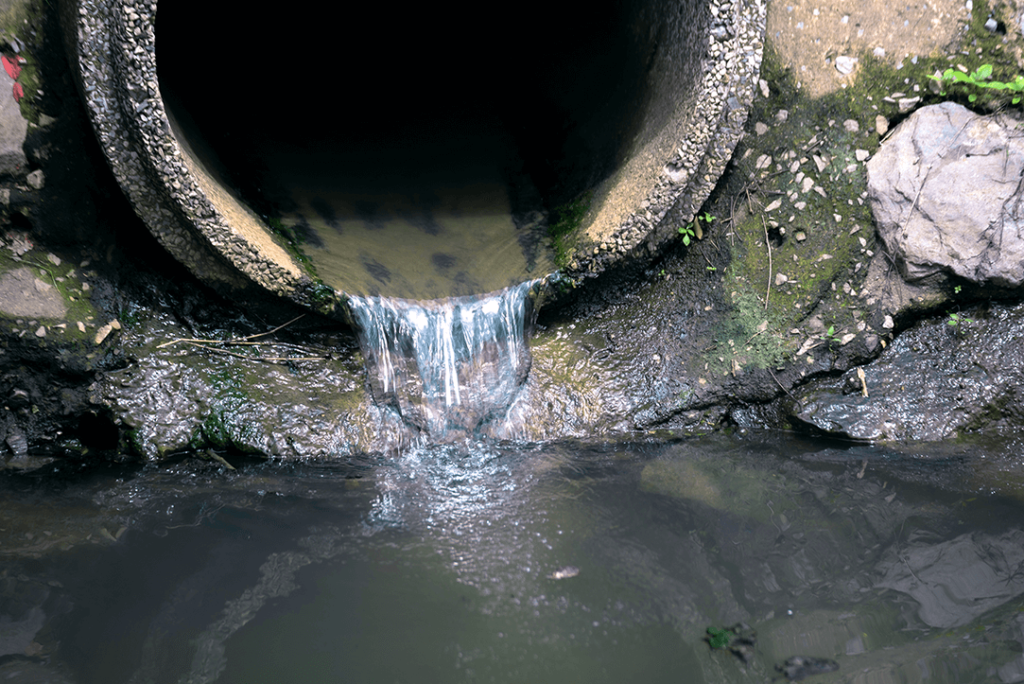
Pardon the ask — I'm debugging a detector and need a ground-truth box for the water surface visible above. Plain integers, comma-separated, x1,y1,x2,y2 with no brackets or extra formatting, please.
4,434,1024,683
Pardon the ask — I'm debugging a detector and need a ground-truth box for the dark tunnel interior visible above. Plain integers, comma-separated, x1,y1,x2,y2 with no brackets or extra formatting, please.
156,1,660,216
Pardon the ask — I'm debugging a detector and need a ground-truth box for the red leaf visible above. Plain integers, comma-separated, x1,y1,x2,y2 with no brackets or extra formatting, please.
2,55,20,81
13,82,24,102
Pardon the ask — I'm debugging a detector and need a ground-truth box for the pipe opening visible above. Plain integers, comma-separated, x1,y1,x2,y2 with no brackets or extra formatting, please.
156,1,678,299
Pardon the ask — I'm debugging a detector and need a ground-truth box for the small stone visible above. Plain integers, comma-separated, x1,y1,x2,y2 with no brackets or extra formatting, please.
882,315,894,329
855,149,870,162
794,201,806,210
843,119,859,133
873,46,886,57
94,324,113,345
875,115,889,135
835,56,858,75
765,198,783,212
759,79,770,98
776,110,789,123
813,154,829,172
840,333,856,346
77,321,85,333
755,154,772,170
789,160,800,174
775,273,789,285
898,96,921,113
795,231,807,241
34,326,45,338
985,17,998,31
26,169,44,189
801,177,814,193
755,121,769,136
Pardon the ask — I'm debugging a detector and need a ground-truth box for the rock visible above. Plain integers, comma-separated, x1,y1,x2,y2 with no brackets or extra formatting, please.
26,169,44,189
868,102,1024,288
835,56,857,74
897,96,921,113
777,656,839,681
875,115,889,135
0,268,67,319
755,121,769,136
0,62,27,176
786,301,1024,441
94,324,113,345
842,119,859,133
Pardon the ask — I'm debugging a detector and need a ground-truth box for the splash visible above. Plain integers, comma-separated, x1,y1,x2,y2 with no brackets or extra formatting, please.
348,280,539,438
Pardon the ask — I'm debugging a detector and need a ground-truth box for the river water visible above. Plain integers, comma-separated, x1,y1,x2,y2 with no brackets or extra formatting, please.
4,433,1024,683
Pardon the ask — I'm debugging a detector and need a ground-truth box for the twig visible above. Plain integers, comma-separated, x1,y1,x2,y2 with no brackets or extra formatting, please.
237,314,305,342
762,215,772,310
157,315,308,350
767,368,794,397
25,258,59,290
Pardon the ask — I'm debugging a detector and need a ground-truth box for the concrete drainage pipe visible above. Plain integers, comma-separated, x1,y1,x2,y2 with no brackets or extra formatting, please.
59,0,765,315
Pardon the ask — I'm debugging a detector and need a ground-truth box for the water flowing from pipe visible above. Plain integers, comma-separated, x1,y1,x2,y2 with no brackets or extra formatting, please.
348,280,540,438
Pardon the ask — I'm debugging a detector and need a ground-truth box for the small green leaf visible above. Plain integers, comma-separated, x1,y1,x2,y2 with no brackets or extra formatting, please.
706,627,731,650
969,94,978,102
975,63,993,81
683,235,691,246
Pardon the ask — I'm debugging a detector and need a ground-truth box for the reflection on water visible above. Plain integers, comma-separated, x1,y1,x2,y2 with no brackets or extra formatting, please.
256,141,556,301
5,434,1024,684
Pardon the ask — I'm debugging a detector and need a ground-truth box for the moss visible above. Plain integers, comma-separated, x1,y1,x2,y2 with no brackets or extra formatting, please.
0,250,102,343
548,190,593,268
698,30,987,373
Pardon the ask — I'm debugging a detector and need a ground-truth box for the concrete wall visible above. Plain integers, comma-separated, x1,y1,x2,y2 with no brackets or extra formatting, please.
59,0,765,313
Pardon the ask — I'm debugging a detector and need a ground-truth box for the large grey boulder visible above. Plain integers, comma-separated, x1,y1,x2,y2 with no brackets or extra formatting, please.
867,101,1024,288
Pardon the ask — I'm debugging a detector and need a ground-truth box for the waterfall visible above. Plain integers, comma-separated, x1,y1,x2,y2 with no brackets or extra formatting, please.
348,280,539,438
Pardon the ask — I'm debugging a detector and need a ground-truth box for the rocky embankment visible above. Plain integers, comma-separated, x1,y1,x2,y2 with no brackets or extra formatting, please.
5,0,1024,463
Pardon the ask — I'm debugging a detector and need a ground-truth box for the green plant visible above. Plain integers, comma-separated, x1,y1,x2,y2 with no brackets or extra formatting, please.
821,324,837,343
947,311,973,328
705,627,731,650
930,64,1024,104
679,211,716,246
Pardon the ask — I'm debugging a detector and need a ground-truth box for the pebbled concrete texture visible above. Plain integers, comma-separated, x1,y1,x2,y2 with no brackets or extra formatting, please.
58,0,766,312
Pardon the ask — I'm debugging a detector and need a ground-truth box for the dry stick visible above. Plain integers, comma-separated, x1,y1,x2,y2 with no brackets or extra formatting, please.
156,315,307,350
762,214,772,310
237,314,305,342
766,368,794,398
